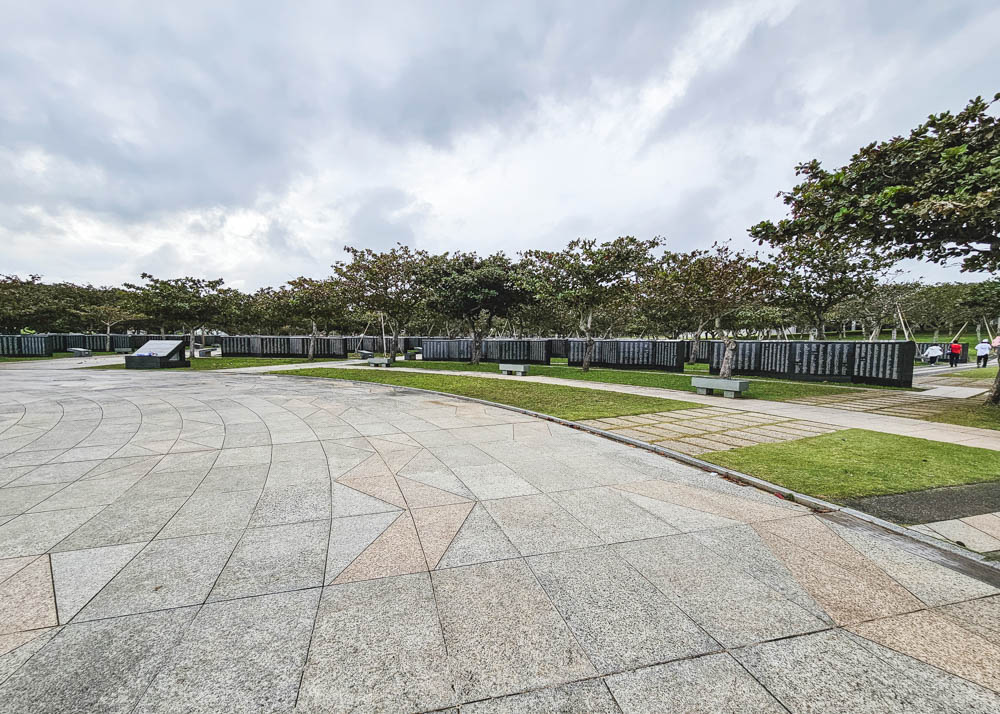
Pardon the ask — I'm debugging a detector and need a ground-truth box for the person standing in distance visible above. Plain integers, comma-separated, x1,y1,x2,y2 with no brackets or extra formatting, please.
948,340,963,368
975,339,991,368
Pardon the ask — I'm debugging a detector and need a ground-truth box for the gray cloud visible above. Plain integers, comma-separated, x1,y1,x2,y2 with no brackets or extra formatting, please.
0,0,996,287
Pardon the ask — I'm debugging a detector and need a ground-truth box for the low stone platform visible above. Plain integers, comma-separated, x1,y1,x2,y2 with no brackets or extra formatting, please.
1,366,999,711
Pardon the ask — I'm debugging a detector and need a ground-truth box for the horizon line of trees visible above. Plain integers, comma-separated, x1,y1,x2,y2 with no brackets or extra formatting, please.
2,92,997,385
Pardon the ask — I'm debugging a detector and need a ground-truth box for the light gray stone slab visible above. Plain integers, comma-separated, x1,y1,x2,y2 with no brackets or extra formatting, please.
50,543,145,622
158,488,259,539
437,503,519,569
150,450,218,474
0,507,103,558
432,559,595,701
264,458,329,488
461,679,620,713
484,495,601,556
298,573,454,712
7,460,100,487
0,608,197,714
451,463,540,500
76,531,241,620
528,546,719,673
606,653,786,713
735,629,1000,713
551,487,680,543
616,534,827,647
0,483,63,515
133,589,319,713
325,511,400,583
52,497,185,552
197,463,269,492
0,627,60,685
329,482,399,519
210,519,328,600
249,482,331,527
28,472,143,512
125,469,205,501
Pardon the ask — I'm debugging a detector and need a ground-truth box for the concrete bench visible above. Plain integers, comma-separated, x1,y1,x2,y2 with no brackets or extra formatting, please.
499,363,528,376
368,357,393,367
402,351,418,361
358,350,374,360
68,348,92,357
195,348,215,358
114,348,132,354
691,376,749,398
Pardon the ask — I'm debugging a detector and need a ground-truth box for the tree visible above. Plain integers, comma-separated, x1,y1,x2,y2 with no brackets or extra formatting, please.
333,244,432,357
769,238,892,340
520,237,662,371
648,243,773,362
285,277,348,360
750,94,1000,273
903,282,976,342
124,274,227,357
424,252,531,364
75,289,146,351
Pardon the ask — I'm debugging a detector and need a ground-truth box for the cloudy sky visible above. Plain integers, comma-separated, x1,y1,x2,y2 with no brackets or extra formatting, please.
1,0,997,290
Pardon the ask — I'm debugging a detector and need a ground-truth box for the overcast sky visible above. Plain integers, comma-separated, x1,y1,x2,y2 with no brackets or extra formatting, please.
1,0,997,290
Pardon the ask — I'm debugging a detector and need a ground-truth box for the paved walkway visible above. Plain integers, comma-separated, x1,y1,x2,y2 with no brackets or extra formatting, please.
292,362,1000,450
1,364,999,711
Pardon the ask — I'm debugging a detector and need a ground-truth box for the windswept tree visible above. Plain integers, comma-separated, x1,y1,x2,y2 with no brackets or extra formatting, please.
424,252,531,364
750,94,1000,272
75,289,146,351
521,237,663,371
286,277,348,360
333,244,432,356
124,274,227,357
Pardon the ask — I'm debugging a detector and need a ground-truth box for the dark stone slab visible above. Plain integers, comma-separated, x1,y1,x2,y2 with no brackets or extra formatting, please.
842,482,1000,524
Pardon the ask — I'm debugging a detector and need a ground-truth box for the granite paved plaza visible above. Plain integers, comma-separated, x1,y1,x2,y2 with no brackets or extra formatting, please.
2,365,1000,712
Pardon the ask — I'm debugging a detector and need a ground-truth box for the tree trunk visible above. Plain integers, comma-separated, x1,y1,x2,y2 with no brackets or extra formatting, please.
105,324,112,353
160,324,166,338
891,325,898,340
987,368,1000,406
308,319,316,361
580,310,594,372
470,328,483,365
718,336,738,379
932,328,940,343
687,321,708,364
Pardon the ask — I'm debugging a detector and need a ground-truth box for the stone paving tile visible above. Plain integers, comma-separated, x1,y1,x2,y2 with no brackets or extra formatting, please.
436,503,520,569
735,629,1000,713
550,486,679,543
50,543,145,622
0,555,56,635
0,607,198,714
332,511,426,584
197,463,269,493
606,652,787,713
453,463,541,500
249,482,330,527
917,518,1000,553
937,595,1000,644
528,546,719,673
158,488,260,539
133,589,319,713
484,494,602,556
616,533,828,647
298,573,454,712
0,627,60,684
461,679,620,713
433,559,595,701
52,497,185,552
0,507,103,558
850,609,1000,693
76,531,241,620
0,483,63,515
209,519,328,600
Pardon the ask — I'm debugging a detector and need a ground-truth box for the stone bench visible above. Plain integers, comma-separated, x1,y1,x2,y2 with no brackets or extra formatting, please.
358,350,374,360
368,357,393,367
195,348,215,358
68,348,92,357
402,351,418,361
499,363,528,376
114,348,132,354
691,376,749,398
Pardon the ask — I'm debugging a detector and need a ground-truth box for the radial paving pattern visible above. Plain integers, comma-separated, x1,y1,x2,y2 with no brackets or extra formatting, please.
1,366,1000,712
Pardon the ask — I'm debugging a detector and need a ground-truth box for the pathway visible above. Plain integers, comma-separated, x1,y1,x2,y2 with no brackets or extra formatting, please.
1,364,999,711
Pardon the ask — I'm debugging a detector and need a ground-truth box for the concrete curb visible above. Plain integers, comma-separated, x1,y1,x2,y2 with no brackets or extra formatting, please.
269,370,1000,575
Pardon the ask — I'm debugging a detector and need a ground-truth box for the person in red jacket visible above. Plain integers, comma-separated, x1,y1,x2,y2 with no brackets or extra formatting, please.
949,340,962,368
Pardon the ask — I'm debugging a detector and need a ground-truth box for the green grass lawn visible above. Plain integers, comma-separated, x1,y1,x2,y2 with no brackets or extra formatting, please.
87,356,333,371
926,402,1000,431
399,360,883,401
273,367,700,421
0,351,116,362
945,366,998,379
702,428,1000,501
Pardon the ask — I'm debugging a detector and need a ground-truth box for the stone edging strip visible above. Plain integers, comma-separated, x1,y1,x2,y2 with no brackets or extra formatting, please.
269,371,1000,578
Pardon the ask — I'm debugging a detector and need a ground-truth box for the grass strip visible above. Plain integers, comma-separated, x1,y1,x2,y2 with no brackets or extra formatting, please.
273,367,700,421
702,428,1000,501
